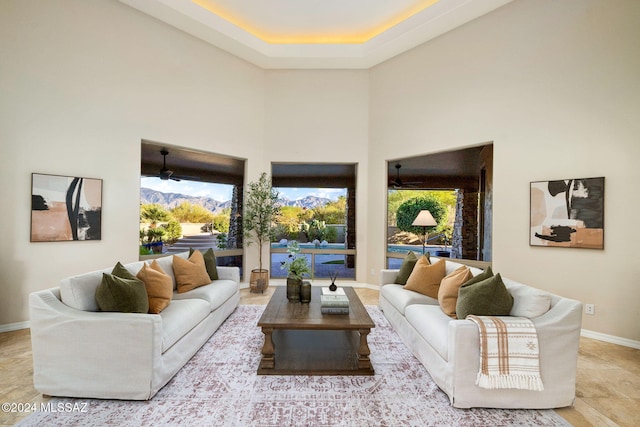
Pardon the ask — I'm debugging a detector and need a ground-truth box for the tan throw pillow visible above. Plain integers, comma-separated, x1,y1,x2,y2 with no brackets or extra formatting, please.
173,251,211,293
438,266,473,318
137,260,173,314
404,258,446,299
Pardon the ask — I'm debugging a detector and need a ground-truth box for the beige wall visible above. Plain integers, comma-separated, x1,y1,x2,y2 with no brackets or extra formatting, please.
1,0,638,344
263,70,370,279
368,0,640,342
0,0,265,327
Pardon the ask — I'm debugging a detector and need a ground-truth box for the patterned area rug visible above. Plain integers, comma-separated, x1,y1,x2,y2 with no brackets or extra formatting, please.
19,305,569,426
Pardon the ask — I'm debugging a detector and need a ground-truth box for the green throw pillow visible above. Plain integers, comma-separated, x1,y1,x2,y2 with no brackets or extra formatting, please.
189,248,218,281
95,273,149,313
395,251,424,285
111,261,137,281
456,273,513,319
460,265,493,288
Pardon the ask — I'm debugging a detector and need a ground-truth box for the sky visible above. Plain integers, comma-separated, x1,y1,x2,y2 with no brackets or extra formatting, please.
140,177,345,202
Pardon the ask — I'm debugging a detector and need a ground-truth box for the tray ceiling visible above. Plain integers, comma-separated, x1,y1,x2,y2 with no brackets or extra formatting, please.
119,0,512,69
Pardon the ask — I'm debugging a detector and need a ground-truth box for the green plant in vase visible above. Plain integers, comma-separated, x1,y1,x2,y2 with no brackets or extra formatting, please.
280,241,311,301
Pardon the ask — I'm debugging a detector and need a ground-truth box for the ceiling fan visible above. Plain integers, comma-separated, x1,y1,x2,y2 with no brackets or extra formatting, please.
390,163,422,189
157,149,199,182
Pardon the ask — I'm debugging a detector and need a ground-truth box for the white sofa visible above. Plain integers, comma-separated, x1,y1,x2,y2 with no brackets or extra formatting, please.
29,252,240,400
379,258,583,409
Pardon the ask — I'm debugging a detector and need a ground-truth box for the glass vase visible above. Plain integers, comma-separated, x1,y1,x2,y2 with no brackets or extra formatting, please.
286,276,302,301
300,281,311,303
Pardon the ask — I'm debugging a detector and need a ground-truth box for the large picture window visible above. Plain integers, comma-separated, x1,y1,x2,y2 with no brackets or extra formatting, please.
139,141,245,275
271,163,357,280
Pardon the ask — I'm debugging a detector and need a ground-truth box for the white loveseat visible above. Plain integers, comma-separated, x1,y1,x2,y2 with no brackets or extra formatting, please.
379,258,582,409
29,252,240,400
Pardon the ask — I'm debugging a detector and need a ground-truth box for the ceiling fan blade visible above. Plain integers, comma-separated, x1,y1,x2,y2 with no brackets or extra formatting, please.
156,149,202,182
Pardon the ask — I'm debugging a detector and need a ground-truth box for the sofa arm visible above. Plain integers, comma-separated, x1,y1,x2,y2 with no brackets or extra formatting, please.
29,289,163,399
380,269,399,286
216,266,240,284
447,297,583,405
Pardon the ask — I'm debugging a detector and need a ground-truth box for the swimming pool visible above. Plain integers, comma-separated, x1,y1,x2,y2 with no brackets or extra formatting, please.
271,242,346,249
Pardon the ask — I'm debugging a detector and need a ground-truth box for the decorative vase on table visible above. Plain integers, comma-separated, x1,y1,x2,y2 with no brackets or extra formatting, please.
300,281,311,303
286,276,302,301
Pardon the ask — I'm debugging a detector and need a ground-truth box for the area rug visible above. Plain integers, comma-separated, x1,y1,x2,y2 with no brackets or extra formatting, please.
18,305,569,427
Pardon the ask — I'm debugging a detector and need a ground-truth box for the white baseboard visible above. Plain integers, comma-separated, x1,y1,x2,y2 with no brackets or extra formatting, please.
581,329,640,350
0,321,30,333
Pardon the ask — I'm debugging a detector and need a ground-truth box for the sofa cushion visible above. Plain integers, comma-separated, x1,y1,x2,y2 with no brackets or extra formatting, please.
381,284,438,315
95,273,149,313
172,279,238,311
60,269,110,311
405,304,451,360
509,285,552,318
137,260,173,314
173,251,212,294
438,266,473,318
190,248,219,281
404,258,446,299
59,261,146,312
158,298,210,353
395,251,420,285
456,273,514,319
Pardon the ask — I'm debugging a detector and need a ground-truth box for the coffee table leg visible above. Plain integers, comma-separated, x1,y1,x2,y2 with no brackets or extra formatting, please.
357,328,373,371
259,327,275,370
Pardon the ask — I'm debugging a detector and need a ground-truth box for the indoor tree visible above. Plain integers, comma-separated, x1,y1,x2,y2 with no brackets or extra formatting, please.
243,172,281,292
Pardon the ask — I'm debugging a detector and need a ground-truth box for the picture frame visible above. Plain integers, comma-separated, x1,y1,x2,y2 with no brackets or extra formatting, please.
530,177,604,249
31,173,103,242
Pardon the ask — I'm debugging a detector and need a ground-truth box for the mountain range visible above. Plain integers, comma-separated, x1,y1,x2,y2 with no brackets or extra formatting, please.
140,188,331,213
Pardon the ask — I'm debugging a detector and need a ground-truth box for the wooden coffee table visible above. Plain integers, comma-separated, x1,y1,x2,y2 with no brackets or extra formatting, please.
257,286,375,375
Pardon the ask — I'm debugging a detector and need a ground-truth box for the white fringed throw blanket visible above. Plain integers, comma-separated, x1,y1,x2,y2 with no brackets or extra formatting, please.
467,315,544,391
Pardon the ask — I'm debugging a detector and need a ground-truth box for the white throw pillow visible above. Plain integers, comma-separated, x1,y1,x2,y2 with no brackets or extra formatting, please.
510,289,551,318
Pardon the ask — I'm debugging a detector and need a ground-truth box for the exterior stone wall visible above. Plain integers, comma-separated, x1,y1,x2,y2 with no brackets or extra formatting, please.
461,191,479,260
452,189,480,259
228,184,242,249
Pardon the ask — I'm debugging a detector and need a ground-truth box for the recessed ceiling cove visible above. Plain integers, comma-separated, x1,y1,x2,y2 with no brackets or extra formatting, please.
119,0,512,69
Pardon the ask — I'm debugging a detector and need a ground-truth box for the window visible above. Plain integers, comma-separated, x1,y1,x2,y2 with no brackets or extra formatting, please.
140,141,245,275
386,145,493,266
271,163,357,280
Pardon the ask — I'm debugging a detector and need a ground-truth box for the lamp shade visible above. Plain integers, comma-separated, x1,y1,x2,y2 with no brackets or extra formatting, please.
412,210,437,227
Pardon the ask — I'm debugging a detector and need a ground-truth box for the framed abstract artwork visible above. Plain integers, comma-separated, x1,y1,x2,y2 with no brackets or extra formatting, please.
31,173,102,242
530,177,604,249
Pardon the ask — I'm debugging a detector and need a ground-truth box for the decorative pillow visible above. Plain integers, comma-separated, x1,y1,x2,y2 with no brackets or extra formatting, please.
394,251,420,285
111,261,138,281
461,265,494,288
404,258,446,299
456,273,514,319
137,260,173,314
189,248,218,281
510,288,552,318
438,266,473,318
95,273,149,313
173,250,212,293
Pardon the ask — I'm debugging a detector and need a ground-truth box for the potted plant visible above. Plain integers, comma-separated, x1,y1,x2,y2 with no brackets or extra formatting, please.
243,172,281,292
280,241,311,301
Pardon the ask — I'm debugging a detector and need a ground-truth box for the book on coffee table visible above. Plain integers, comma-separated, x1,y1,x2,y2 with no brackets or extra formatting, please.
321,306,349,315
320,295,350,308
322,287,345,295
